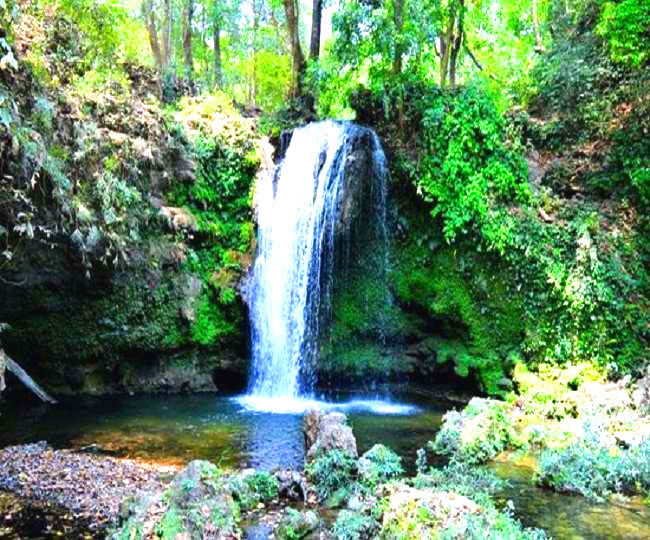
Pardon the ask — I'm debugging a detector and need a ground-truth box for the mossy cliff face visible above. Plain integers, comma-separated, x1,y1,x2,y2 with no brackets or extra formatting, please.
0,6,260,395
318,179,524,395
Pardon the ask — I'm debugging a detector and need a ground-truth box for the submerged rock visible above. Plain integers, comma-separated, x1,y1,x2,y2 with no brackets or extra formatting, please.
304,409,358,462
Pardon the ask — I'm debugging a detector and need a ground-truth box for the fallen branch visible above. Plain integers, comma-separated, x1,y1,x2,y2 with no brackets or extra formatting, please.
1,349,57,403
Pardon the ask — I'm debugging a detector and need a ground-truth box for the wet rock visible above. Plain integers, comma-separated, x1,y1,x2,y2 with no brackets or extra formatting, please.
275,469,308,501
159,206,198,232
63,365,85,391
179,274,203,322
304,410,357,462
275,508,320,540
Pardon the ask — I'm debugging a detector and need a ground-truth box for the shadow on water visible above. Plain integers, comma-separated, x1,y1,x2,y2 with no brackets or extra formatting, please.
1,392,650,539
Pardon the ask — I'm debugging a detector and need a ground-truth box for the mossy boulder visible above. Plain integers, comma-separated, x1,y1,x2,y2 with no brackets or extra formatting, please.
275,508,320,540
111,460,240,539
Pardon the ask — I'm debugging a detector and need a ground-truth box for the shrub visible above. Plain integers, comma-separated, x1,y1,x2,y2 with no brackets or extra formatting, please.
536,423,650,500
431,398,518,464
228,470,279,511
413,460,505,497
416,84,530,252
512,362,603,419
598,0,650,68
332,510,378,540
357,444,403,489
305,450,358,501
442,505,549,540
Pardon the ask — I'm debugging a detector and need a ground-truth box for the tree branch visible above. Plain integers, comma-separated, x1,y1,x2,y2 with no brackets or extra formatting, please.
462,35,498,81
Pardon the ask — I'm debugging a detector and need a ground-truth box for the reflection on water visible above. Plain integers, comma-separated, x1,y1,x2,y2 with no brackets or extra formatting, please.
492,461,650,540
0,393,443,470
1,393,650,539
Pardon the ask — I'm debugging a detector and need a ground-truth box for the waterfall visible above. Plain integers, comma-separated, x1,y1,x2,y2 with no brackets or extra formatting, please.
241,120,389,410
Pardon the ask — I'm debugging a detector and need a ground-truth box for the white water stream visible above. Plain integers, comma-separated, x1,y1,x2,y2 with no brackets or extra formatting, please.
237,121,409,414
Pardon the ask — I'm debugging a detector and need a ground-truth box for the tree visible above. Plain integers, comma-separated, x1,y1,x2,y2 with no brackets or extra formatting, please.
183,0,194,88
283,0,305,96
142,0,163,76
162,0,173,67
212,1,223,88
437,0,465,88
310,0,322,60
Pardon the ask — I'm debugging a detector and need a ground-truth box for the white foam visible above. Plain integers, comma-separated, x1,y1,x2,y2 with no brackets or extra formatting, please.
232,395,419,415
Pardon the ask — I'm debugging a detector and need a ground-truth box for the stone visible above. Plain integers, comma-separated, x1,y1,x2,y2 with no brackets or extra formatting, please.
274,469,308,501
304,409,358,462
275,509,320,540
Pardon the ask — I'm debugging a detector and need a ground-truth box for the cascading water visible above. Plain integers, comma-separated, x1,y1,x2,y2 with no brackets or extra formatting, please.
237,120,404,413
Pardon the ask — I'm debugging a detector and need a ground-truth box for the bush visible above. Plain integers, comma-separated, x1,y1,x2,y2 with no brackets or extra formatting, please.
357,444,403,489
413,460,505,497
332,510,378,540
305,450,358,501
512,362,603,419
442,506,549,540
536,423,650,500
598,0,650,68
228,470,279,511
431,398,518,464
416,84,529,252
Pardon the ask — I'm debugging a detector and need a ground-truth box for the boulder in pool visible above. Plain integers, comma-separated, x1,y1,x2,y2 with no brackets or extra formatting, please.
303,409,357,462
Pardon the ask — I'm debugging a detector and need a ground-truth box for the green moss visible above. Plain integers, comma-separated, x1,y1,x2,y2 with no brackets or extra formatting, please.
167,94,259,348
391,227,524,394
155,507,184,538
191,292,237,346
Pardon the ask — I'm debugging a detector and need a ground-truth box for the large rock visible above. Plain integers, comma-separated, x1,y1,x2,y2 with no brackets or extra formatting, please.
274,469,308,501
303,409,357,461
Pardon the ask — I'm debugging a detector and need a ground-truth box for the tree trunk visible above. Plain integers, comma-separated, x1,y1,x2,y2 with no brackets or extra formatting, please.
449,0,464,89
2,350,57,404
439,1,458,87
143,0,163,97
252,0,259,106
213,16,222,88
392,0,405,75
309,0,322,60
162,0,173,68
532,0,545,52
183,0,194,88
283,0,305,97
